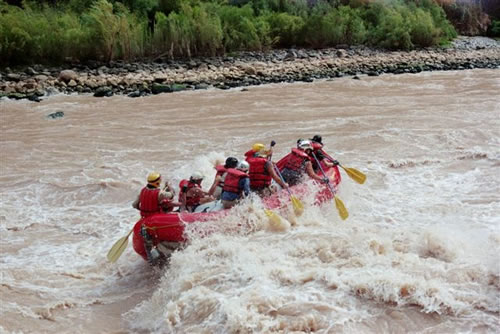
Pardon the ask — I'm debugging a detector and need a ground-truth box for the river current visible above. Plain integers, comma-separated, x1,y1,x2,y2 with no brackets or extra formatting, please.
1,69,499,333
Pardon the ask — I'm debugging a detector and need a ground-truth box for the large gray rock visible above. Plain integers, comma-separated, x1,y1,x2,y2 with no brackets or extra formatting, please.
6,73,21,81
47,111,64,119
152,83,172,94
58,70,78,83
34,75,49,82
93,86,113,97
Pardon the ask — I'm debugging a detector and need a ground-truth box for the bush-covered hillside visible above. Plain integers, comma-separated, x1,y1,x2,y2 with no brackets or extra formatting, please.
0,0,496,66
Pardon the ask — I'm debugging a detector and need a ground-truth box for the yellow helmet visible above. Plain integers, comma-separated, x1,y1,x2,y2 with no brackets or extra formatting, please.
252,143,265,152
147,172,161,186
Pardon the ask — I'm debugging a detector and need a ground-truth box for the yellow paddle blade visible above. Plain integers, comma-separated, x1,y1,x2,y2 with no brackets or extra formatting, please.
342,166,366,184
291,196,304,217
334,196,349,220
264,209,283,227
107,229,133,263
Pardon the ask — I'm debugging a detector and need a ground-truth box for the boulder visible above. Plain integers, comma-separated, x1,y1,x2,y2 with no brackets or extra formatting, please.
336,49,347,58
58,70,78,83
25,67,37,76
151,83,172,94
284,50,297,61
47,111,64,119
93,86,113,97
171,84,186,92
34,75,49,82
6,73,21,82
194,83,210,90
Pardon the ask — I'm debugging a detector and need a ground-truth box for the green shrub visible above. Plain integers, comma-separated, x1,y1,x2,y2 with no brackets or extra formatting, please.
192,4,223,56
265,12,305,47
85,0,147,61
367,4,413,50
217,4,269,51
0,0,462,65
409,8,438,47
303,5,366,48
488,19,500,37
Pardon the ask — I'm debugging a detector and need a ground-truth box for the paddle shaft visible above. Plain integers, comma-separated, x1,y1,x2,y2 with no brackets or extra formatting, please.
318,149,365,184
311,152,338,197
269,140,290,194
319,149,342,168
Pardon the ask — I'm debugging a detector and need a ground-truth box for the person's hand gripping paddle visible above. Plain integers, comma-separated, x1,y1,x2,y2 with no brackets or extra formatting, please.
311,152,348,220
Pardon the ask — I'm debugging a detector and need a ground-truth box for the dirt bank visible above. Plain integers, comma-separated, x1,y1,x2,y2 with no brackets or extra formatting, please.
1,36,498,102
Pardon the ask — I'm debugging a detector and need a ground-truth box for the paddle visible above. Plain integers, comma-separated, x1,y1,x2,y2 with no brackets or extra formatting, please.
259,141,286,226
264,209,284,227
321,150,366,185
107,227,134,263
272,162,304,217
268,141,304,216
311,152,348,220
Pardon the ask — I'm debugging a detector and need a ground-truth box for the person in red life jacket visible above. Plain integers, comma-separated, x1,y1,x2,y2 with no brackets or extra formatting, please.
179,172,214,212
132,172,179,217
208,157,239,200
247,147,288,197
277,140,326,186
160,180,182,212
244,143,266,160
221,161,251,209
310,134,341,171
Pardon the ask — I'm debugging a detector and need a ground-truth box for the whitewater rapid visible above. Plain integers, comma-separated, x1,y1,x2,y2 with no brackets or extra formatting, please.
0,69,499,333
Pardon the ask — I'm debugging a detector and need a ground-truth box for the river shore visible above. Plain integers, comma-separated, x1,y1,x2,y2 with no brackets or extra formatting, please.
1,36,499,102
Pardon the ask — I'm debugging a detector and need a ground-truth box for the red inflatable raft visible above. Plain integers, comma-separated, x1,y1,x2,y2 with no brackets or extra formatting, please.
132,165,341,263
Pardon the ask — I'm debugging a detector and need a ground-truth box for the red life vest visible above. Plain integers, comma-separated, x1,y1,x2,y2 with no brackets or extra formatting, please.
244,149,257,159
279,148,310,172
215,164,227,177
214,165,228,189
312,142,323,151
247,156,272,189
178,180,202,207
139,187,161,217
223,168,248,194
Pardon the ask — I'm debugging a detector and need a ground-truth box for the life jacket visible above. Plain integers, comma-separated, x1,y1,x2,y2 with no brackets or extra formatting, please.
279,148,310,172
247,156,272,189
215,164,227,177
244,149,257,159
311,142,323,151
223,168,248,194
139,187,161,217
311,145,325,171
317,149,342,186
178,179,202,207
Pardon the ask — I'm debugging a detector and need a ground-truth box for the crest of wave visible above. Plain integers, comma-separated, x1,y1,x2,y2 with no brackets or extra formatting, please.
124,185,500,334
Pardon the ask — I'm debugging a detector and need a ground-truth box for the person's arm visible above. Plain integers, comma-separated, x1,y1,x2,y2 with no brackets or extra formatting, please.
320,149,339,167
267,162,288,189
321,159,334,168
163,200,182,209
163,181,175,196
305,161,325,182
240,178,250,197
132,194,140,210
180,185,187,211
208,175,221,196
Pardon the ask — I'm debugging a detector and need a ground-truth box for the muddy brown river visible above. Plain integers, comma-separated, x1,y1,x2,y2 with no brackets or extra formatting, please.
1,69,499,333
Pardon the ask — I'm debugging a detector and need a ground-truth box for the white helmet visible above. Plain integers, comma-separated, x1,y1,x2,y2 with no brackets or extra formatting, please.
298,139,312,151
237,161,249,172
190,171,204,181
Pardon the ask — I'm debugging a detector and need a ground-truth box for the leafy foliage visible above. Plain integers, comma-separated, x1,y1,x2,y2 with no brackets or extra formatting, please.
0,0,465,65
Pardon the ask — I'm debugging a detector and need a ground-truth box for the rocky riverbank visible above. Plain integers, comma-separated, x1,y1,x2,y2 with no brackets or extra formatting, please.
1,36,499,102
